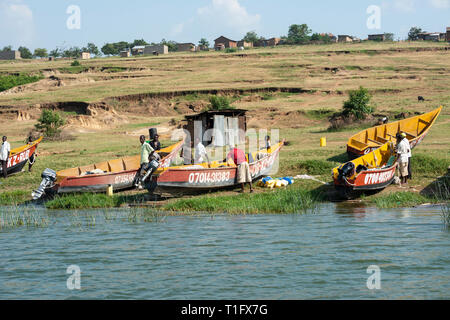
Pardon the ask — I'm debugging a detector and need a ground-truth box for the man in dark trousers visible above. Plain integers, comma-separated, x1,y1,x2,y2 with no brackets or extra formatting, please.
0,136,11,179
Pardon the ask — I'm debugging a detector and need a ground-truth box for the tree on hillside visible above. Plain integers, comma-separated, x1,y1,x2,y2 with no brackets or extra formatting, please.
2,45,12,51
343,87,374,120
33,48,48,58
49,48,61,58
84,43,100,56
131,39,148,47
101,43,116,56
198,38,210,49
101,42,130,56
243,31,259,43
35,109,65,138
384,33,394,41
287,24,312,44
160,39,178,52
62,47,82,58
18,46,33,59
408,27,423,41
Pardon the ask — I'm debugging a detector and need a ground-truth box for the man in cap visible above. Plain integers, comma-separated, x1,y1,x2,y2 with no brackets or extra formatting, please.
396,132,410,186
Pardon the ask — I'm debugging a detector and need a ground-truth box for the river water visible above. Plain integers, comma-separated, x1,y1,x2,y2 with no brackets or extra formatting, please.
0,204,448,300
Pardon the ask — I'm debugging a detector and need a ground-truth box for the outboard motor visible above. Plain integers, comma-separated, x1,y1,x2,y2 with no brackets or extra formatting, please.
337,162,355,181
141,159,160,183
32,168,57,200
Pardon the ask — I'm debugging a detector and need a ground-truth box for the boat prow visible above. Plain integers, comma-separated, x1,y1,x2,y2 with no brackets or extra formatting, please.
347,106,442,159
0,137,43,176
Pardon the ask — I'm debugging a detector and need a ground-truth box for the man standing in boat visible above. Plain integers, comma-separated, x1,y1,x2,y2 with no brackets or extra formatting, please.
0,136,10,179
149,134,161,151
194,137,210,167
227,144,254,193
136,135,157,189
396,133,411,186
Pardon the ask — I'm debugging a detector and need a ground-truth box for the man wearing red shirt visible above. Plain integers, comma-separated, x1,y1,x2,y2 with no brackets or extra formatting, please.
227,145,254,193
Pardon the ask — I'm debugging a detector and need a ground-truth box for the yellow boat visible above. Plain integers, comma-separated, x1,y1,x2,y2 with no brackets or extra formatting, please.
333,142,397,198
0,137,42,176
347,106,442,158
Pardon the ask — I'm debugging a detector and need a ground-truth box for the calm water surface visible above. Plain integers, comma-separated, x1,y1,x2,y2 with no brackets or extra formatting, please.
0,204,448,299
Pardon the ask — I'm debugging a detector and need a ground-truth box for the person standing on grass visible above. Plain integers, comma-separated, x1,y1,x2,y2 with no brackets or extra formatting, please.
0,136,10,179
27,136,37,172
396,133,410,186
227,144,254,193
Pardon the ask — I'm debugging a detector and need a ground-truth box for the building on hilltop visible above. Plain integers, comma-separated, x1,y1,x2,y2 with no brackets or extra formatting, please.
132,46,145,56
368,34,386,41
80,52,91,60
144,45,168,55
177,43,196,52
237,40,253,48
254,38,281,47
338,35,353,43
214,36,237,50
0,50,21,60
417,32,443,41
120,50,131,58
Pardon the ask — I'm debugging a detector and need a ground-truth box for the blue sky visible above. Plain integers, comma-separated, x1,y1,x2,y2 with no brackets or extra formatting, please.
1,0,449,51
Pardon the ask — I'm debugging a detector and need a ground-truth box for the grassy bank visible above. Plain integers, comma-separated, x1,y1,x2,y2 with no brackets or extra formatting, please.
163,185,325,214
44,193,147,210
0,190,31,206
0,73,43,92
369,192,437,209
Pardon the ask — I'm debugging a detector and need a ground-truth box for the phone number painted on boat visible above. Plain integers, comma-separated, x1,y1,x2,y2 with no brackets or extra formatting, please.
364,170,394,185
114,173,136,185
188,171,231,184
7,149,30,168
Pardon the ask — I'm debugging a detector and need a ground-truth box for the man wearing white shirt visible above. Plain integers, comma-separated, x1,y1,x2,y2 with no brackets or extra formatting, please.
396,133,410,186
0,136,11,179
194,137,210,166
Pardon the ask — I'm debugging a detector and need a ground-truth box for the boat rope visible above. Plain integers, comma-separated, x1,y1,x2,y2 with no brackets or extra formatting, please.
343,176,357,187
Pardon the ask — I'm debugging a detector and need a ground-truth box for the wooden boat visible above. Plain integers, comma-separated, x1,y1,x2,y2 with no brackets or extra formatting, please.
148,141,284,195
333,142,398,198
0,137,42,176
47,139,184,194
347,106,442,159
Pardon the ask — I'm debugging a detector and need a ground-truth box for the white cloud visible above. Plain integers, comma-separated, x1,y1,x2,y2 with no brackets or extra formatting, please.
171,23,184,36
429,0,450,8
197,0,261,32
393,0,416,12
0,0,34,47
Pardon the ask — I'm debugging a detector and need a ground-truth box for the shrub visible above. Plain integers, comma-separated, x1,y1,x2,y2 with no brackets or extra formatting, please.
0,74,43,92
71,60,81,66
208,96,234,111
225,48,237,53
35,109,65,138
342,86,374,120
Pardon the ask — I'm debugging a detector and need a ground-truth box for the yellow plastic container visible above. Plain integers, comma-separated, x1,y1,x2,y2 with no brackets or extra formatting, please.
320,137,327,147
107,185,114,197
